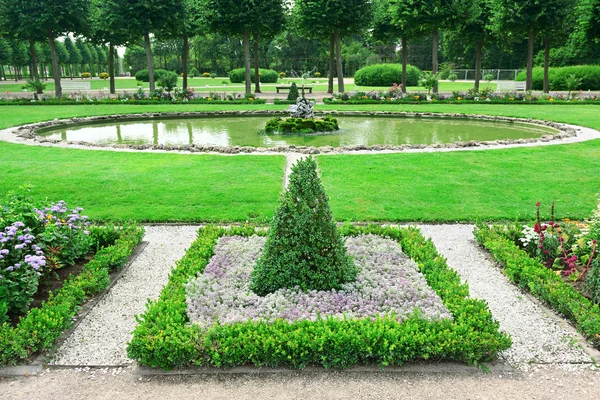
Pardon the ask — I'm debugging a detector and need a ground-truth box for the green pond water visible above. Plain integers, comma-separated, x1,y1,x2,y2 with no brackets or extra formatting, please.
39,116,557,147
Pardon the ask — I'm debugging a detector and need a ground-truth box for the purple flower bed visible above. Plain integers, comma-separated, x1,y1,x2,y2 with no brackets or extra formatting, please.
186,234,451,328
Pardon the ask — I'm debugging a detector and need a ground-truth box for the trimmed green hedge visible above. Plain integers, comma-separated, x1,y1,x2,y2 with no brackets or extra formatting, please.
516,66,600,91
0,224,144,365
0,99,267,106
134,69,172,83
229,68,279,84
127,225,510,370
354,64,421,87
474,225,600,350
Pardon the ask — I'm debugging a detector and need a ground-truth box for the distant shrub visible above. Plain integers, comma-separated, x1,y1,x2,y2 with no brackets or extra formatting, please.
202,72,211,78
99,72,109,80
447,72,458,82
354,64,421,87
229,68,278,83
279,71,286,78
287,82,299,101
189,68,199,78
315,72,321,78
81,72,92,79
157,71,179,92
135,69,171,82
516,65,600,90
484,73,494,82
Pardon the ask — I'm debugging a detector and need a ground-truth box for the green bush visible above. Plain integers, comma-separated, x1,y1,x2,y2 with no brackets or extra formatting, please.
0,224,144,365
354,64,421,87
516,65,600,90
229,68,278,83
99,72,109,80
81,72,92,79
157,71,179,92
134,69,171,83
474,225,600,349
188,67,199,78
265,116,338,134
287,82,299,101
128,224,510,370
251,157,356,295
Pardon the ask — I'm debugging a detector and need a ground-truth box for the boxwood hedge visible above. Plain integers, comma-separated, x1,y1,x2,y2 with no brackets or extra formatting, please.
127,224,511,370
0,224,144,366
474,225,600,350
229,68,279,84
354,64,421,87
134,69,173,83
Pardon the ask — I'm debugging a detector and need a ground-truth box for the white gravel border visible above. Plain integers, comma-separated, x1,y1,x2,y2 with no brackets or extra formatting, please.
49,225,199,366
417,224,597,370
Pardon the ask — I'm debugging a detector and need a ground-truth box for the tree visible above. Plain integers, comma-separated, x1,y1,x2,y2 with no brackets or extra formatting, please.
124,45,148,75
442,0,493,91
8,40,29,81
11,0,91,97
588,0,600,40
296,0,373,93
251,157,356,296
76,38,92,75
108,0,183,92
0,38,12,81
539,1,573,92
53,40,70,78
490,0,571,91
64,37,82,79
250,2,286,93
205,0,287,95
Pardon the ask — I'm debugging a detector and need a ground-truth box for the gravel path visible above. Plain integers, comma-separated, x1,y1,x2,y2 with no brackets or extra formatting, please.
417,224,596,368
49,226,199,366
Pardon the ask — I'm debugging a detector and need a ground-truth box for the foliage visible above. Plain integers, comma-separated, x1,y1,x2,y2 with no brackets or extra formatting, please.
419,71,440,95
354,64,421,87
22,79,47,93
157,71,179,92
264,116,339,134
516,65,600,90
474,224,600,349
188,68,200,78
287,82,299,101
128,224,510,370
251,157,355,295
447,72,458,82
135,69,172,83
0,222,143,365
99,72,109,80
229,68,278,83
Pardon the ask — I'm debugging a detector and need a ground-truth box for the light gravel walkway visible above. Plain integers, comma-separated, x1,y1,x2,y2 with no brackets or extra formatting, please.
50,226,199,366
417,224,596,369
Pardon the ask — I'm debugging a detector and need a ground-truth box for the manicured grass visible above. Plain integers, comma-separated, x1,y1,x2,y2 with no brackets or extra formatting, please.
318,140,600,222
0,78,494,93
0,141,285,221
1,103,600,222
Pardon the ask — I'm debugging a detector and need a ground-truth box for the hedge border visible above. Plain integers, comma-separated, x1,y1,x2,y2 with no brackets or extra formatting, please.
323,98,600,106
0,224,145,366
0,99,267,106
474,225,600,350
127,225,511,370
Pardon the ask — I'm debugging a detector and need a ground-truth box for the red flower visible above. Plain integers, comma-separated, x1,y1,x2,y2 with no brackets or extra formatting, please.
536,202,541,207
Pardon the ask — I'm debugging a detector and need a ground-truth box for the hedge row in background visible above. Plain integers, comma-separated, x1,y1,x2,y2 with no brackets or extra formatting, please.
229,68,279,84
354,64,421,87
127,224,510,370
0,224,144,365
474,225,600,350
516,65,600,91
134,69,174,83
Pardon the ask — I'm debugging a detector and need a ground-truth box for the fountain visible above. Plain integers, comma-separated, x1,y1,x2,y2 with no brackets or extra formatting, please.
264,97,339,135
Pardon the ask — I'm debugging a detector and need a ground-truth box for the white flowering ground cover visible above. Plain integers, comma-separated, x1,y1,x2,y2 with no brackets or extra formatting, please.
186,234,451,328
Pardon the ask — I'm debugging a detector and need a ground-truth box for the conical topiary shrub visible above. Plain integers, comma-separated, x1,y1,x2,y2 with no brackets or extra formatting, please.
251,157,356,296
287,82,299,101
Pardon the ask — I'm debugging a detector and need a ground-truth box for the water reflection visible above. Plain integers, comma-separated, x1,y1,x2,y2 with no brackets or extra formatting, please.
40,116,557,148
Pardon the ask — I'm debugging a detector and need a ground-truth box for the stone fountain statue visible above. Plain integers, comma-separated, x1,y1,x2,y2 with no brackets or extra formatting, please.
287,97,315,119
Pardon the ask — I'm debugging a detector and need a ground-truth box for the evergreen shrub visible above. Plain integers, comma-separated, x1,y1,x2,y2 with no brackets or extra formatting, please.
354,64,421,87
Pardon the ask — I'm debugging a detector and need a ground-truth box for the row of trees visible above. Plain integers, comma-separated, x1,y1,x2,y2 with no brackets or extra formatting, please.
0,0,599,96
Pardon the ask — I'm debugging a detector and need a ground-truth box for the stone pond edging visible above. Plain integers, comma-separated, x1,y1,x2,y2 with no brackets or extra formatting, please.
5,110,595,155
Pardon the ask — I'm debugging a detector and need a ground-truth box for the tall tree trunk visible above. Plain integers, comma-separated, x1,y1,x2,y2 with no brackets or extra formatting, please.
0,65,5,81
474,40,483,92
526,29,534,91
335,33,344,93
328,33,335,94
243,30,251,95
253,40,261,93
144,32,155,92
28,40,40,90
183,35,189,91
543,37,550,93
432,28,439,94
13,65,17,82
47,32,62,97
401,37,407,93
109,43,116,95
69,64,74,80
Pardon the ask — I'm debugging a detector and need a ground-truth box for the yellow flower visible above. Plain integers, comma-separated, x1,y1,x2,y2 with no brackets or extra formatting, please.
509,97,514,101
457,97,462,101
361,96,367,99
414,95,420,100
249,98,255,101
46,214,53,220
549,98,554,102
207,98,213,101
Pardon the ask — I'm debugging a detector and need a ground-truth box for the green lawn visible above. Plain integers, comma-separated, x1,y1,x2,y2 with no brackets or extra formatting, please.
0,141,285,221
0,78,494,93
1,103,599,222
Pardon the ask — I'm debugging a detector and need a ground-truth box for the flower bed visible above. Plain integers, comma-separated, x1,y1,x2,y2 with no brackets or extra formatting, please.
127,224,510,370
0,190,144,365
474,201,600,349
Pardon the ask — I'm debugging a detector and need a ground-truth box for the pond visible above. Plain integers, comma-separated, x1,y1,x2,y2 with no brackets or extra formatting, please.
38,115,558,148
